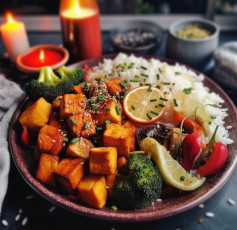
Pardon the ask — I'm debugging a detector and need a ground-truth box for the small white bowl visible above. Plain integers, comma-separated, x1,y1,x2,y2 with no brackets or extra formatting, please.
166,19,220,69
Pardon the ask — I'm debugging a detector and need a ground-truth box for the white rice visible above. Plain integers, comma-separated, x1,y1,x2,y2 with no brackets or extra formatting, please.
87,53,233,145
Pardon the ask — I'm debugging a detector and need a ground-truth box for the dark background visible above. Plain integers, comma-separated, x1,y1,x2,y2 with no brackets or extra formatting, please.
0,0,236,15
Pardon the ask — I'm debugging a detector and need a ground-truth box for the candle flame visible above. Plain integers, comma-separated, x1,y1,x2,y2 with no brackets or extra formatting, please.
6,12,15,23
39,49,45,63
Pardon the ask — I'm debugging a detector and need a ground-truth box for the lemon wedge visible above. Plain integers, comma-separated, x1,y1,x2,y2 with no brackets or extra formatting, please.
140,137,206,191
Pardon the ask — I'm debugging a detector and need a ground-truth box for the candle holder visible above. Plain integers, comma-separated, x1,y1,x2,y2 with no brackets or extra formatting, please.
16,44,69,74
59,0,102,62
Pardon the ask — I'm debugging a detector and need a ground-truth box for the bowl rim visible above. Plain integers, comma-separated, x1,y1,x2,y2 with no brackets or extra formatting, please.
110,20,163,51
169,18,220,42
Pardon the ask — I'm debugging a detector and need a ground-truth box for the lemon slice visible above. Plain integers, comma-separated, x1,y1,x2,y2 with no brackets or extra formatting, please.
123,86,167,124
140,137,206,191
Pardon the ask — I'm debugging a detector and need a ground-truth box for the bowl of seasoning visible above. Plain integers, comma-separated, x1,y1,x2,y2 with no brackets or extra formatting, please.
110,20,163,55
166,19,220,69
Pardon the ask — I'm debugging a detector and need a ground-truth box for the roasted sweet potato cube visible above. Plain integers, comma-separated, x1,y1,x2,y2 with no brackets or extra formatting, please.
77,175,107,209
93,99,122,126
54,158,87,194
73,85,84,94
89,147,117,175
106,170,117,197
60,94,86,119
67,113,83,136
66,137,94,158
117,156,127,173
67,112,96,138
80,113,96,138
52,96,63,109
19,97,52,129
37,124,64,156
106,78,125,95
103,123,135,156
36,153,59,185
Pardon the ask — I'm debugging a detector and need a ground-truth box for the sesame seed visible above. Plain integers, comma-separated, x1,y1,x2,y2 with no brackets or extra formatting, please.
49,206,56,213
80,162,85,165
21,217,28,226
226,126,232,130
1,220,8,226
156,198,162,202
198,204,204,208
15,214,21,221
18,209,23,214
205,212,215,218
106,186,109,189
227,198,235,206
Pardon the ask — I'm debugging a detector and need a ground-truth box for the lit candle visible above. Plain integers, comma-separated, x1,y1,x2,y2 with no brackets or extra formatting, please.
0,12,29,62
60,0,102,62
16,44,69,74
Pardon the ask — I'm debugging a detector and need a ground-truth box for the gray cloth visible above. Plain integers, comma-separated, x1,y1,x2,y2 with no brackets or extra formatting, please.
0,75,25,213
213,42,237,89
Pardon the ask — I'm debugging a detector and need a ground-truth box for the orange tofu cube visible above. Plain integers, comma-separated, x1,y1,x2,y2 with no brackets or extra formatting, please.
67,112,96,138
93,99,122,126
103,123,136,156
80,113,96,138
54,158,87,194
36,153,59,185
77,175,107,209
37,124,64,156
106,78,125,95
73,85,84,94
66,137,94,158
19,97,52,129
89,147,117,175
60,94,86,119
67,113,83,136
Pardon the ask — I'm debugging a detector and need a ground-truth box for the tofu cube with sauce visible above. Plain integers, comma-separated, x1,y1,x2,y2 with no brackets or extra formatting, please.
36,153,59,185
77,175,107,209
54,158,87,194
37,124,64,156
89,147,117,175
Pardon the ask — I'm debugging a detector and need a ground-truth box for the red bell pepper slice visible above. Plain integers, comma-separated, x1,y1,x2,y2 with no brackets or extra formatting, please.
21,126,30,146
197,142,228,177
181,134,201,171
173,110,206,149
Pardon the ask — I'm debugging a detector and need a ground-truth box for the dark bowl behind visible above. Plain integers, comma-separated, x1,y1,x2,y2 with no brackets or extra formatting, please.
9,54,237,222
110,21,163,55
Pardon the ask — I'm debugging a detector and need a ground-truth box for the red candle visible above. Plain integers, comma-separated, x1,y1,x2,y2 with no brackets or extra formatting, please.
21,48,64,67
60,0,102,62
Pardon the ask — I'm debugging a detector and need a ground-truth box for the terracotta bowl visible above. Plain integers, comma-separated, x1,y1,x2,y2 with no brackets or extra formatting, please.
9,54,237,222
16,44,69,74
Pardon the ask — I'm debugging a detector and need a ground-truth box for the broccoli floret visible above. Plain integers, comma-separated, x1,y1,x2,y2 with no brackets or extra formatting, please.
112,153,163,210
26,66,84,102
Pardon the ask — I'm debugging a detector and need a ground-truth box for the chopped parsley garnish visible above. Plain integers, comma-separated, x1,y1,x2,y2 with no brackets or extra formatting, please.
183,87,193,95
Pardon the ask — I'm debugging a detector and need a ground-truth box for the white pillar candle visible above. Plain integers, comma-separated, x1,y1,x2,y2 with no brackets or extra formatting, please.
0,13,29,62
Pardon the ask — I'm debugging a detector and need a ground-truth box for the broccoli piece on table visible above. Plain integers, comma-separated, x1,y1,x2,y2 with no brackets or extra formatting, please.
26,66,84,103
112,153,163,210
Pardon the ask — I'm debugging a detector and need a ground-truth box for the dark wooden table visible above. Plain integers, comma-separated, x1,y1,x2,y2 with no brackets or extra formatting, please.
0,31,237,230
